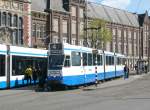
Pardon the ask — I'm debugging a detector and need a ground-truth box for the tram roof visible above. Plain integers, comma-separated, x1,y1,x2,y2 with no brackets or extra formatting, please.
0,44,7,55
63,43,103,53
9,46,47,57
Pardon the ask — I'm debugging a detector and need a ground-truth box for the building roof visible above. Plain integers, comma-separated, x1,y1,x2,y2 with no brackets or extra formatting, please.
51,0,67,12
87,4,110,21
87,3,139,27
31,0,47,12
31,0,67,12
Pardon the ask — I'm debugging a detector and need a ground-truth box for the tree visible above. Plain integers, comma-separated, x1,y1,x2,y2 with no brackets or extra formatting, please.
87,18,112,49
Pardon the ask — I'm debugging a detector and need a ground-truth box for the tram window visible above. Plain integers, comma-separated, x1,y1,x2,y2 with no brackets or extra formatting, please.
83,53,87,66
117,57,121,65
12,56,32,76
106,56,109,65
71,52,81,66
97,55,103,66
111,56,114,65
121,58,124,65
97,55,100,65
109,56,112,65
93,54,96,66
64,56,70,67
117,58,119,65
123,58,126,65
0,55,5,76
12,56,47,76
88,53,92,66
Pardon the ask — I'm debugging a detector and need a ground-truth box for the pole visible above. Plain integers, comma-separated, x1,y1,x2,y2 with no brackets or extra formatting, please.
148,38,150,72
84,0,88,47
50,1,53,43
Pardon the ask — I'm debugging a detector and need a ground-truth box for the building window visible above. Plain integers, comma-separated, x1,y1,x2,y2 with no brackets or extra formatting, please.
13,15,18,27
113,29,116,36
19,3,23,11
63,37,67,43
53,36,59,43
80,22,84,36
80,39,83,46
71,6,76,17
62,20,68,34
72,20,76,35
128,30,131,39
18,17,23,44
80,8,84,18
7,13,12,27
2,12,6,26
72,38,76,45
32,23,36,37
13,29,18,45
36,24,40,38
40,25,44,38
19,17,23,29
53,19,59,32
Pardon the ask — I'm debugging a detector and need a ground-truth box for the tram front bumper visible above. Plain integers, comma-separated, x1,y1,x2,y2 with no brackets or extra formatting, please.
47,76,63,85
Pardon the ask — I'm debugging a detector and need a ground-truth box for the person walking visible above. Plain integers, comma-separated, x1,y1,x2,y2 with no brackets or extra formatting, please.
32,67,37,85
124,65,128,79
37,67,42,89
25,66,32,85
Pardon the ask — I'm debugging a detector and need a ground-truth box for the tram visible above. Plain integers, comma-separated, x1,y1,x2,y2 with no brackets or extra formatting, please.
47,43,125,86
0,44,47,89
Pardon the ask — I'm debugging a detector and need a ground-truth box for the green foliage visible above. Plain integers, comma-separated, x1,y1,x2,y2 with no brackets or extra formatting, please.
88,18,112,49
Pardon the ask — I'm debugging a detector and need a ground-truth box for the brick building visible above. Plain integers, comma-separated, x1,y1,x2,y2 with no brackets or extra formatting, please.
31,0,150,70
31,0,85,48
0,0,149,70
0,0,31,46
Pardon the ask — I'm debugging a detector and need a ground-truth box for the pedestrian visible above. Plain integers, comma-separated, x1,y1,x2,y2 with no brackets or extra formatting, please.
37,67,43,89
25,66,32,85
32,67,37,85
127,66,129,78
124,65,128,79
145,65,148,73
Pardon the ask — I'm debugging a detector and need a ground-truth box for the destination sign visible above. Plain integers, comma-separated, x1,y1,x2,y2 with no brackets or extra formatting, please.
49,43,64,55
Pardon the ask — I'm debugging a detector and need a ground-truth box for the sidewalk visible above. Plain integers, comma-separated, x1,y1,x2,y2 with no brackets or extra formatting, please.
83,73,149,90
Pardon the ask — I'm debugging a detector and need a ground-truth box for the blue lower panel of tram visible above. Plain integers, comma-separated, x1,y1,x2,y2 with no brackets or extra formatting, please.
48,70,124,86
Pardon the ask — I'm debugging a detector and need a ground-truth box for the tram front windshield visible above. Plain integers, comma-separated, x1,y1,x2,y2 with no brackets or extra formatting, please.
48,55,64,70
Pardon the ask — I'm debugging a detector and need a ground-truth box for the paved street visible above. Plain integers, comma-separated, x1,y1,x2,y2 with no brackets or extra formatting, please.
0,74,150,110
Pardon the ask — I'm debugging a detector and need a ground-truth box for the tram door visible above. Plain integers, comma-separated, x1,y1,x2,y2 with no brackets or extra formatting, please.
0,54,7,89
82,53,88,84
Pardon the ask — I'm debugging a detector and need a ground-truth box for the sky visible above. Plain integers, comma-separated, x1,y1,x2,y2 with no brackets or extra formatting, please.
89,0,150,15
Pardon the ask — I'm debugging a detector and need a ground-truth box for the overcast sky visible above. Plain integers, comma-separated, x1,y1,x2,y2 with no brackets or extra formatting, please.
89,0,150,15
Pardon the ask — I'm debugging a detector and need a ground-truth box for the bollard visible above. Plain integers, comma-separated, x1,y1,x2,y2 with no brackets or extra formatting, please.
95,67,98,87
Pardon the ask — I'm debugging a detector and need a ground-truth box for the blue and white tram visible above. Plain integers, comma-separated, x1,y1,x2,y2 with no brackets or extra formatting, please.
115,53,125,77
47,43,125,86
0,44,7,88
0,44,47,89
